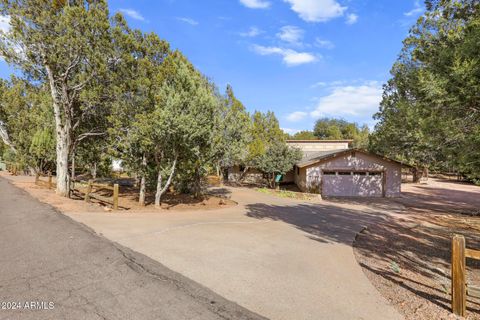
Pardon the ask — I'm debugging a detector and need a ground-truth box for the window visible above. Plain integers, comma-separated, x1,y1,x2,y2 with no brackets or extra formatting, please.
338,172,351,175
323,171,336,175
353,172,367,176
368,172,382,176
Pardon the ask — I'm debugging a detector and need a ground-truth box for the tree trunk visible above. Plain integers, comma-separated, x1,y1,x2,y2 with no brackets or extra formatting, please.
239,166,249,182
155,170,162,208
91,162,97,179
423,167,429,181
413,167,420,183
0,121,17,154
139,154,147,206
154,158,177,208
45,63,71,197
71,152,75,181
55,132,71,197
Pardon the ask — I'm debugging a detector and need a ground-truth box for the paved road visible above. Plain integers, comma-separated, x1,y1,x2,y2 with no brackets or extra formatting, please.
0,178,266,320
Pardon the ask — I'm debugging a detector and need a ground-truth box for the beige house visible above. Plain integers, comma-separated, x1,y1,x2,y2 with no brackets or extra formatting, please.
286,140,403,197
228,139,404,198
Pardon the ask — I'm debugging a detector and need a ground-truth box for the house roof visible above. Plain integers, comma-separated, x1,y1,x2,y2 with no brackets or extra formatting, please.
295,148,413,168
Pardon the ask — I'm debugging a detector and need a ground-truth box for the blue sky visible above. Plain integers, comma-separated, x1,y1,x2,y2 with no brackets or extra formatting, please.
0,0,425,134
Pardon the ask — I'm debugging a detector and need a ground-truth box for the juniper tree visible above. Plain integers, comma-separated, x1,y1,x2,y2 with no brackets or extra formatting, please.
0,0,112,196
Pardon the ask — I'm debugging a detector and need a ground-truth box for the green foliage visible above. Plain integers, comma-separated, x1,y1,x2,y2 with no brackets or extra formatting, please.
0,0,302,199
0,0,113,195
216,85,251,169
371,0,480,181
314,118,369,148
288,130,317,140
0,77,55,172
247,111,285,163
255,142,302,188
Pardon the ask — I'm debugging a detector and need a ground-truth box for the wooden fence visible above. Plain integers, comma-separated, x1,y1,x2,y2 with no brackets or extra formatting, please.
35,172,55,189
80,180,119,210
451,235,480,316
35,175,119,210
6,163,19,175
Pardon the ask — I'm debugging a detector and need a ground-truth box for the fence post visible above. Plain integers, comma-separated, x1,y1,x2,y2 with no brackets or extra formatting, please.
85,180,93,203
113,184,119,210
48,172,53,189
452,235,466,317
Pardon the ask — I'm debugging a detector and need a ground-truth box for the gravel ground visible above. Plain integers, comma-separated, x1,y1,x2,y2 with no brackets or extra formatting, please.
353,179,480,320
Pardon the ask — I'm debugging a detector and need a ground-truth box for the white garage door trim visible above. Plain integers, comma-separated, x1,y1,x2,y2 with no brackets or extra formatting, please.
320,169,386,198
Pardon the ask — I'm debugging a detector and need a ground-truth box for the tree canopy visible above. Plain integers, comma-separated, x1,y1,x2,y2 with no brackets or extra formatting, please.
370,0,480,183
0,0,300,201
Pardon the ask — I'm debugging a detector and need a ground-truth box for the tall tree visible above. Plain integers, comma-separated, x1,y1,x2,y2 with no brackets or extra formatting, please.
0,77,55,173
288,130,317,140
371,0,480,182
215,85,251,174
0,0,112,196
108,14,170,205
152,52,222,201
314,118,369,148
255,142,302,188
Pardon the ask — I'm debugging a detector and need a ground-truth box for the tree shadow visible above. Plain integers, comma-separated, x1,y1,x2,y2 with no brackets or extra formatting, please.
244,200,480,314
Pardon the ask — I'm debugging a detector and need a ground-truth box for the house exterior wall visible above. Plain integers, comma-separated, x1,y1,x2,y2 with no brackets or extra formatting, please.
287,141,350,153
296,152,402,197
282,170,295,183
295,166,309,192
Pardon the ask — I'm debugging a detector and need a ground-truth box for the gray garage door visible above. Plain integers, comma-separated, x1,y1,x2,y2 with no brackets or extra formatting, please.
322,172,383,197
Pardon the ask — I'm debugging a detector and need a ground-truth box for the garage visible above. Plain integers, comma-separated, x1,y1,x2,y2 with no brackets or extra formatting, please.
321,171,384,197
294,149,404,197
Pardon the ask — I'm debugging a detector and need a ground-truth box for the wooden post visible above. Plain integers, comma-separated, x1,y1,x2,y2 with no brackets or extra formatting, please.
382,170,387,198
48,172,53,189
452,235,466,317
85,180,93,203
113,184,119,210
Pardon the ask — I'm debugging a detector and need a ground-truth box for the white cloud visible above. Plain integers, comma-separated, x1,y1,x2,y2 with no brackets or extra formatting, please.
346,13,358,25
314,38,334,49
240,0,271,9
404,0,423,16
240,26,263,37
277,26,304,45
252,45,317,66
286,111,308,122
119,9,145,21
310,81,382,118
177,17,199,26
310,81,327,88
0,15,10,34
283,0,347,22
282,128,300,135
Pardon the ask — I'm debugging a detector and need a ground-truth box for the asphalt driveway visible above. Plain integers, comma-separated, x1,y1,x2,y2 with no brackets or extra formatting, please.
0,178,266,320
62,186,403,320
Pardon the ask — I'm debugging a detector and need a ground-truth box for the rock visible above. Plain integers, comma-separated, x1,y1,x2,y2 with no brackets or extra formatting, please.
219,199,226,205
103,206,113,212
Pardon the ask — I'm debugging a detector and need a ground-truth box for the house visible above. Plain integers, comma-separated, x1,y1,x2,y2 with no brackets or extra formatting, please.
227,139,405,198
286,140,403,197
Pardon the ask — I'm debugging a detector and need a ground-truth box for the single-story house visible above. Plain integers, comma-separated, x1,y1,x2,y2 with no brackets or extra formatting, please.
228,140,406,198
286,140,405,197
